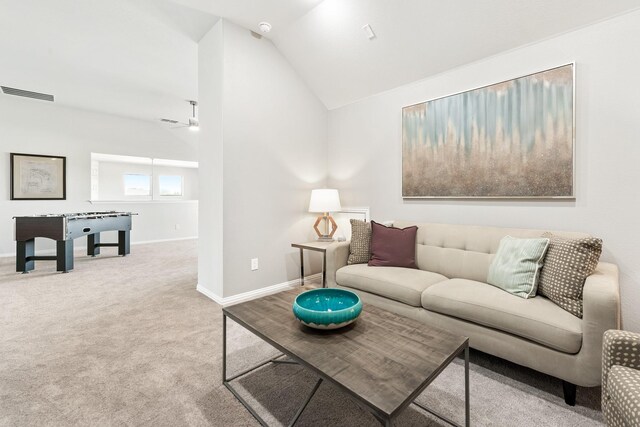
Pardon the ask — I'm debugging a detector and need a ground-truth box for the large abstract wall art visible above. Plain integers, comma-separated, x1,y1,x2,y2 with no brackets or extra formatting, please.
402,64,575,198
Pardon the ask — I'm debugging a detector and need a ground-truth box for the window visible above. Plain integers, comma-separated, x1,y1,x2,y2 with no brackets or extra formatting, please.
124,174,151,196
90,153,198,201
158,175,183,196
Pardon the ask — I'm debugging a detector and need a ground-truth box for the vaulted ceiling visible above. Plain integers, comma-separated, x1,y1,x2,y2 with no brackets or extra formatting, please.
1,0,639,124
270,0,640,109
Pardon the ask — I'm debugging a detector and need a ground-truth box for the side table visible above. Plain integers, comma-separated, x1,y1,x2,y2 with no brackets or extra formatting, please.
291,241,334,288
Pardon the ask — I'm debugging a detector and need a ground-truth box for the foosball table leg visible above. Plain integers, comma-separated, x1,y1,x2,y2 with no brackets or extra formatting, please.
118,230,130,256
87,233,101,257
56,240,74,273
16,239,35,273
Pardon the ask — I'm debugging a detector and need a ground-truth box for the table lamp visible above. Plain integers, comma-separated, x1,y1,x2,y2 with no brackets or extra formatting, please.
309,189,341,242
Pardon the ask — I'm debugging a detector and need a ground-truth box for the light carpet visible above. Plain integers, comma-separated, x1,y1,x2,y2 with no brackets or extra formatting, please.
0,240,603,426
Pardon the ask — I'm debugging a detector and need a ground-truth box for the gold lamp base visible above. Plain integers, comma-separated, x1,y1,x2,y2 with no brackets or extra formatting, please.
313,213,337,242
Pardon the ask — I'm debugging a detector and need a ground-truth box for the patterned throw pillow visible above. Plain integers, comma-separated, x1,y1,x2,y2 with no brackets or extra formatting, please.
538,233,603,318
347,219,371,265
487,236,550,299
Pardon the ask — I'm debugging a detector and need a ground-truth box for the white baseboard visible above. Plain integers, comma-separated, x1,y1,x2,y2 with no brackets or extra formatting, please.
196,273,323,307
0,236,198,258
196,285,226,305
132,236,197,245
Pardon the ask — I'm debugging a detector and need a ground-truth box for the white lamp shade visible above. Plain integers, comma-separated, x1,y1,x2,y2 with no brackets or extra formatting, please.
308,189,341,213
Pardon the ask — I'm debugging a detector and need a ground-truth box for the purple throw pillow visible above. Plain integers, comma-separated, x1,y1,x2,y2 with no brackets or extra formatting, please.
368,221,418,268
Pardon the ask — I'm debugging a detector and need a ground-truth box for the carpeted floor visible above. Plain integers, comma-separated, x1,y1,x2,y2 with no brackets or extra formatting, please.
0,240,604,426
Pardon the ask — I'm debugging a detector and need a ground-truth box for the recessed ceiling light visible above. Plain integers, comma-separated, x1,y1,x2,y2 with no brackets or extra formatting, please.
362,24,376,40
258,22,272,33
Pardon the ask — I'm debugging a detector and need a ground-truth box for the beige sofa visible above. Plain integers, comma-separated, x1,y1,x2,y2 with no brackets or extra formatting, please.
326,221,621,405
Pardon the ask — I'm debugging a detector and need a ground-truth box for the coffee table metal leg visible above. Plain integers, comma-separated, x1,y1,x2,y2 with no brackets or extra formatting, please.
411,345,470,427
465,344,470,427
223,315,325,427
222,314,226,382
288,378,323,426
222,314,269,426
226,356,280,383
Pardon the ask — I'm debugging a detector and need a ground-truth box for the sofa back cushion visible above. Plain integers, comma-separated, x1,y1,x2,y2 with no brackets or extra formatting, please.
392,221,590,283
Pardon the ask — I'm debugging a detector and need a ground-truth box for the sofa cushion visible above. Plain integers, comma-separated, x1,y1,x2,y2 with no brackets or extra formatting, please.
336,264,447,307
538,233,603,318
607,365,640,424
421,278,582,353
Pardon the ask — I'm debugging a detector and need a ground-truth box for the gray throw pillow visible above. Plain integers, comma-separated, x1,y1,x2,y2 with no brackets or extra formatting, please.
487,236,550,299
538,232,602,318
347,219,371,265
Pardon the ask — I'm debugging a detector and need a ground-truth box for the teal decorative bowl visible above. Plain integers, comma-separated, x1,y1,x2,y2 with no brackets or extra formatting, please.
293,288,363,330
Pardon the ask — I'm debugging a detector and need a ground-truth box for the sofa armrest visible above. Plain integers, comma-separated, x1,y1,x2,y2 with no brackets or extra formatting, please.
325,241,350,288
602,330,640,398
580,262,620,382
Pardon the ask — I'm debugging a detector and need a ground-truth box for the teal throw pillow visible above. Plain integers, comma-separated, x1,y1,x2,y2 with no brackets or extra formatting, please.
487,236,550,299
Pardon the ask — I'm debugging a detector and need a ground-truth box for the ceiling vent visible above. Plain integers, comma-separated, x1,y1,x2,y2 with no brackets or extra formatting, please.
1,86,54,102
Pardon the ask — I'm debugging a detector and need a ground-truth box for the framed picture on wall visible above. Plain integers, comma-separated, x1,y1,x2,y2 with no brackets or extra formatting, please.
402,63,575,198
10,153,66,200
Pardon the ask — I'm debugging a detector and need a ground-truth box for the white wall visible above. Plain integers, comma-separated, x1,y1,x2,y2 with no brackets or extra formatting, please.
198,20,327,298
0,95,199,257
198,20,225,298
328,11,640,331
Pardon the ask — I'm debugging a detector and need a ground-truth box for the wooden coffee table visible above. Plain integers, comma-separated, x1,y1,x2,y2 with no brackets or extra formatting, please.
222,287,470,426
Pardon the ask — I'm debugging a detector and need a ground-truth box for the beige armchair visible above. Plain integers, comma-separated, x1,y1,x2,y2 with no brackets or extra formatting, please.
603,330,640,426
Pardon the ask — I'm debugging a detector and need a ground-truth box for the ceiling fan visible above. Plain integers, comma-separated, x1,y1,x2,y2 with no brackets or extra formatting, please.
160,100,199,131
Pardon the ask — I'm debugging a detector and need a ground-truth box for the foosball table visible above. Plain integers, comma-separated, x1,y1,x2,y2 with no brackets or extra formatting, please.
14,211,136,273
